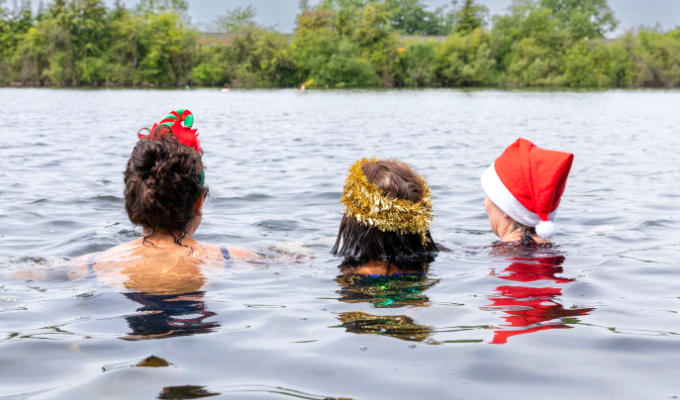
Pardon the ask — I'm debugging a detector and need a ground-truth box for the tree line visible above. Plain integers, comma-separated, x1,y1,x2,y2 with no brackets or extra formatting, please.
1,0,679,88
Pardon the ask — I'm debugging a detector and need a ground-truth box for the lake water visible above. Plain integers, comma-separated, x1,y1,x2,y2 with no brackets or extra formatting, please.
1,89,679,399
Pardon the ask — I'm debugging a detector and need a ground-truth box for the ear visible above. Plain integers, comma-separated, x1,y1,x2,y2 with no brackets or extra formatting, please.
194,193,204,214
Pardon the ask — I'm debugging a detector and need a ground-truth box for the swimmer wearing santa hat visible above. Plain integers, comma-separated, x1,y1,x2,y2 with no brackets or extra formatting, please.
481,138,574,245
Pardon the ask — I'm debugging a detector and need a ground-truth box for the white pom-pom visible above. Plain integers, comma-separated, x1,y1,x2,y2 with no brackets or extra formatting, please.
536,220,555,239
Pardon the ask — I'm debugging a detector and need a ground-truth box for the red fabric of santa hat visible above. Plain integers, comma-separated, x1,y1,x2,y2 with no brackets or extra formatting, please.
481,138,574,239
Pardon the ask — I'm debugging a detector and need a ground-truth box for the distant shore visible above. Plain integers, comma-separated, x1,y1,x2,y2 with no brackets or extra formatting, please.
2,1,679,90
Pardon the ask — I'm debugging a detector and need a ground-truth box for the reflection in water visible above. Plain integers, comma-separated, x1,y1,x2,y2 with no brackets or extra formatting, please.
334,268,438,343
335,311,432,342
335,273,438,308
92,248,225,341
487,247,594,344
123,291,219,341
137,355,171,368
158,385,219,399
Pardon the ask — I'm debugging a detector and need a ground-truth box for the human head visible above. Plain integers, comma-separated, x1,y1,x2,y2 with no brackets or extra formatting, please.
481,138,574,240
124,111,206,244
332,158,438,269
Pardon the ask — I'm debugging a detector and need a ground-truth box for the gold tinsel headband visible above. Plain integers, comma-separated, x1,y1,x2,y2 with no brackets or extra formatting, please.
341,158,433,244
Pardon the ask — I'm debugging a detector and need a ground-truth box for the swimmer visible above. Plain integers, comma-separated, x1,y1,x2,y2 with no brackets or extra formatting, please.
332,158,444,275
481,138,574,245
71,109,257,293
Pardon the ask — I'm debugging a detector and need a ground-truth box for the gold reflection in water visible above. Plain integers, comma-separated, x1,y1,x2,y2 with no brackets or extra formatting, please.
137,355,171,368
158,385,219,399
335,311,433,342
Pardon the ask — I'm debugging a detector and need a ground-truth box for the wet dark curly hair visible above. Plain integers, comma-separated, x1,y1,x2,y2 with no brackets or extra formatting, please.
124,129,206,244
332,160,442,271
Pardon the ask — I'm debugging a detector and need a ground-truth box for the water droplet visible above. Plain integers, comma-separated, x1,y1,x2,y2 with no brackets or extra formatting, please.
359,345,367,351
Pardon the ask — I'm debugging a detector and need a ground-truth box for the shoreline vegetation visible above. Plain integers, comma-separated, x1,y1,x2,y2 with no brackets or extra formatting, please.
1,0,679,89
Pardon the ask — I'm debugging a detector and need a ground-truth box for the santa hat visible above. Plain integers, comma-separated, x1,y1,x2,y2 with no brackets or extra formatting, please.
481,138,573,239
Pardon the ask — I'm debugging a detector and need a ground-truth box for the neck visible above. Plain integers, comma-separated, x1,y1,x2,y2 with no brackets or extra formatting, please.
142,230,194,246
497,224,546,245
348,260,420,276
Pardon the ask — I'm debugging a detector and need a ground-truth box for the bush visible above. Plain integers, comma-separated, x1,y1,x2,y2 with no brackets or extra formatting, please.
435,28,495,86
394,40,440,87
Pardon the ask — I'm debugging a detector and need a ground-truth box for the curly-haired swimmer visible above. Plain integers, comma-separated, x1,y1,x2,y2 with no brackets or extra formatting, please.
72,109,256,294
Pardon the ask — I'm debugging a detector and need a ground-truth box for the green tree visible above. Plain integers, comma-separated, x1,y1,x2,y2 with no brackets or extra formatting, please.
195,6,296,87
229,27,297,87
435,28,495,85
292,8,380,87
384,0,451,35
136,0,188,15
192,44,233,86
629,29,680,87
348,2,399,82
453,0,487,34
393,39,440,86
107,7,142,85
292,3,397,87
217,5,256,33
562,39,607,87
134,11,197,86
491,3,570,86
0,0,35,83
540,0,617,39
298,0,310,12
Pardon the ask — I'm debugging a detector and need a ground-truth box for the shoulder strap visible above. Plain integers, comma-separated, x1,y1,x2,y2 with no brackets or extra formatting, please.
220,247,231,261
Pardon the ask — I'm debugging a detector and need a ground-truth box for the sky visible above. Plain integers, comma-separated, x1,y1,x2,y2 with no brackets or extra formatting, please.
109,0,680,36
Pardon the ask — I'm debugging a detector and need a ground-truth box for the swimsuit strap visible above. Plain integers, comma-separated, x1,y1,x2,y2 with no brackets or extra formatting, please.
220,246,231,261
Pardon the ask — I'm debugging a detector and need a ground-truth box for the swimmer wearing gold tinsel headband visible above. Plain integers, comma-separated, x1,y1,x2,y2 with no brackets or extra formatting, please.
332,158,446,275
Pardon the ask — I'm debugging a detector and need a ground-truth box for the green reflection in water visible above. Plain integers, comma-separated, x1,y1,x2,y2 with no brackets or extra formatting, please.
335,273,439,308
334,270,440,343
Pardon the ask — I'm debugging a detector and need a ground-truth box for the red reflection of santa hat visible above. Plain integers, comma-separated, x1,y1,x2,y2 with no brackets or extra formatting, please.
481,138,574,239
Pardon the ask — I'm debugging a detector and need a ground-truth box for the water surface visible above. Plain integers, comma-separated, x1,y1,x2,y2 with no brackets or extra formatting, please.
1,89,679,399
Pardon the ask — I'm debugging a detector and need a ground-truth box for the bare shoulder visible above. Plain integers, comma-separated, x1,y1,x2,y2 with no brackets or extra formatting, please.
200,243,224,260
66,240,139,279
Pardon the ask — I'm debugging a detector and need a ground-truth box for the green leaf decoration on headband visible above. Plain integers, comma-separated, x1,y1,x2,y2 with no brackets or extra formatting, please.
160,109,194,128
179,110,194,127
